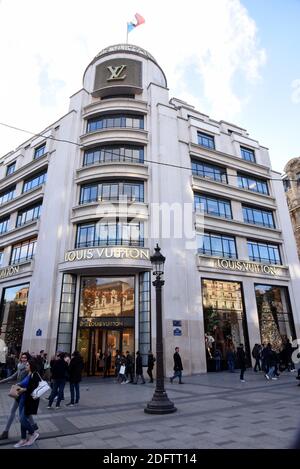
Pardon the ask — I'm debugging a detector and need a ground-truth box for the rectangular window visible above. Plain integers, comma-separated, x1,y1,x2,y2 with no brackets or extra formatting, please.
242,205,275,228
197,232,237,258
6,162,16,176
87,114,144,132
0,283,30,355
283,178,291,192
139,272,151,367
247,240,281,265
10,238,37,264
194,194,232,219
83,145,144,166
16,202,42,227
0,217,9,234
76,222,144,248
297,173,300,187
192,159,227,183
240,146,255,162
0,251,3,266
23,171,47,193
237,173,269,195
255,284,296,351
0,186,15,206
56,274,76,354
197,132,215,150
79,181,144,204
34,144,46,159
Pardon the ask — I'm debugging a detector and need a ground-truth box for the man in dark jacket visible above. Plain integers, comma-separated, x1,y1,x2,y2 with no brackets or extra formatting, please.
147,350,155,383
125,351,134,383
66,351,84,406
237,344,246,382
133,351,145,384
170,347,184,384
47,353,69,409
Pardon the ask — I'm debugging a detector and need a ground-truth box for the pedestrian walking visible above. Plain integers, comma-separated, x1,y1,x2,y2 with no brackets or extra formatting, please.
14,358,41,448
147,350,155,383
133,351,145,384
264,343,278,380
170,347,184,384
226,345,235,372
47,352,69,409
103,351,111,378
252,343,262,372
214,348,222,372
125,351,134,383
35,350,46,378
66,351,84,406
237,343,246,382
0,352,35,440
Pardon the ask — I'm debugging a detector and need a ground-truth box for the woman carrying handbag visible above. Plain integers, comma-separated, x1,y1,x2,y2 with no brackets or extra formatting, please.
14,358,41,448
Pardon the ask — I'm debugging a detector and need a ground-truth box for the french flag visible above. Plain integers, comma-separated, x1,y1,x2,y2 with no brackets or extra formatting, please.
127,13,145,33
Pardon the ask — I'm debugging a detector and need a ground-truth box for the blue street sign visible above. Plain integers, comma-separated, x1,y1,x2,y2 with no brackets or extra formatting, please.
173,328,182,336
173,320,182,327
36,329,42,337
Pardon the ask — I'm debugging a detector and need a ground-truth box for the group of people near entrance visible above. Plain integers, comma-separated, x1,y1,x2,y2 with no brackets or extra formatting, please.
114,350,156,384
0,349,84,448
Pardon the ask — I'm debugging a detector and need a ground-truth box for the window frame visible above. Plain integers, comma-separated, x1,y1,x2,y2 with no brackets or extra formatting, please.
75,221,144,248
83,145,144,167
197,132,215,150
23,171,47,193
247,240,282,265
0,217,9,235
33,143,46,160
242,205,275,229
194,193,232,219
87,114,144,132
240,146,256,163
10,238,37,265
79,180,144,204
6,162,16,176
16,202,42,228
197,232,237,259
237,173,269,195
191,159,227,184
0,186,16,205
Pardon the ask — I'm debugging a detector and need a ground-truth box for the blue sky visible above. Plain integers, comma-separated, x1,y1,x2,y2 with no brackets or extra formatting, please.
235,0,300,171
0,0,299,173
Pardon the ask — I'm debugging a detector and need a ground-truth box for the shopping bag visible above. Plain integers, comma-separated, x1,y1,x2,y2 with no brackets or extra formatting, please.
119,365,126,375
31,377,50,400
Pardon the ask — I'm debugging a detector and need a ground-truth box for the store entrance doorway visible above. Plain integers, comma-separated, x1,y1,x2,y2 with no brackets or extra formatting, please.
77,327,134,376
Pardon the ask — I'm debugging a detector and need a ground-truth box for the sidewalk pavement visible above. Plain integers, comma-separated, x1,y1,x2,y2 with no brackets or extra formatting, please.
0,369,299,449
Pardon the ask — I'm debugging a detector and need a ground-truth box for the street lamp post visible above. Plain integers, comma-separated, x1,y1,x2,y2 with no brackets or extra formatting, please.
144,244,177,414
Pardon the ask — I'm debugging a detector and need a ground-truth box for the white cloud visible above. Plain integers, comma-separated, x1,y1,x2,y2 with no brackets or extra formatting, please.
291,79,300,104
0,0,266,156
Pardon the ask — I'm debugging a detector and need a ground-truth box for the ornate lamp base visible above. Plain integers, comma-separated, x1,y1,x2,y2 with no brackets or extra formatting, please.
144,390,177,414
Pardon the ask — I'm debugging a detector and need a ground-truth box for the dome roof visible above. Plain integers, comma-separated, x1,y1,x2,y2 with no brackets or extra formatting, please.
96,44,158,64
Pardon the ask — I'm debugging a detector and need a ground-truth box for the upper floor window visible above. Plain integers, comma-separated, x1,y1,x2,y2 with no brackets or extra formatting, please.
237,173,269,195
23,171,47,193
83,145,144,167
197,132,215,150
76,221,144,248
80,181,144,205
197,232,237,258
283,178,291,192
34,143,46,160
192,159,227,184
242,205,275,229
297,173,300,187
194,193,232,219
6,162,16,176
16,202,42,227
101,94,135,100
10,238,37,265
247,240,281,265
0,251,3,266
240,146,255,163
0,217,9,235
87,114,144,132
0,186,15,206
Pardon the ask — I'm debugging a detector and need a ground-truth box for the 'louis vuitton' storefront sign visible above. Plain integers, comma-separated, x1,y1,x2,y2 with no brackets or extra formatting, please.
0,265,19,279
216,258,279,276
64,247,150,263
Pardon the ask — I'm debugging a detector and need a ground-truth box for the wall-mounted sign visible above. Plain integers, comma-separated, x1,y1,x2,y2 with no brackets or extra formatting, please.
36,329,42,337
79,317,134,329
173,320,182,327
0,265,19,279
64,247,150,263
173,328,182,337
216,258,279,276
93,58,142,97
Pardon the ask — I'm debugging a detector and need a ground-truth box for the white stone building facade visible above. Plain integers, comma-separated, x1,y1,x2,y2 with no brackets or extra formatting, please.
0,44,300,375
